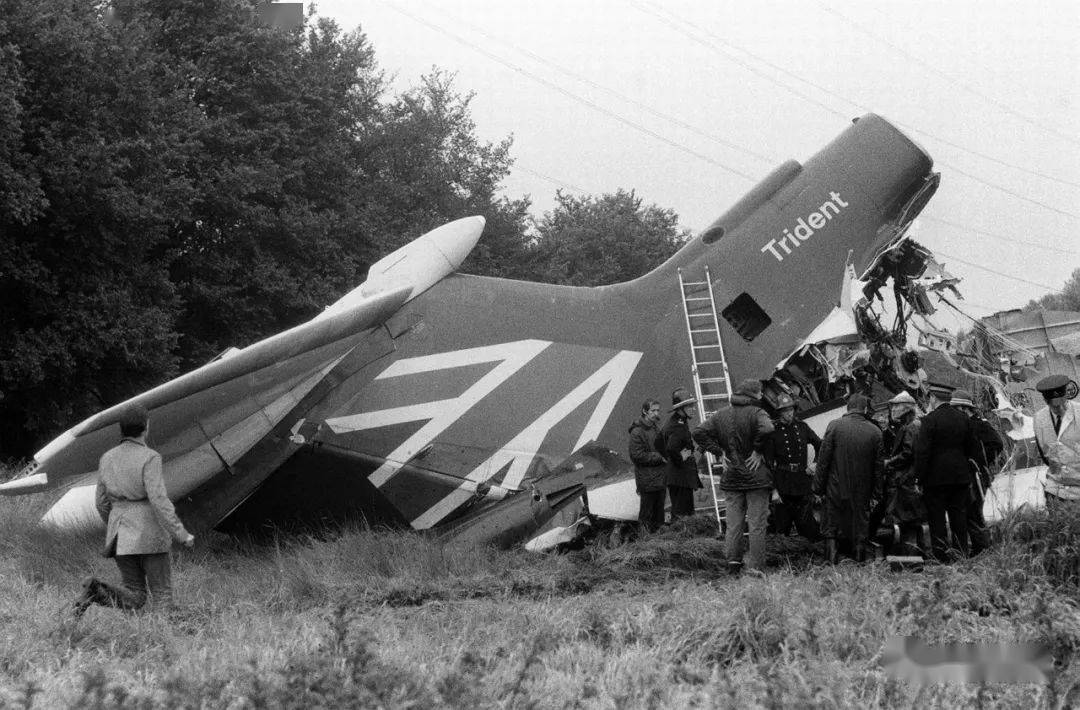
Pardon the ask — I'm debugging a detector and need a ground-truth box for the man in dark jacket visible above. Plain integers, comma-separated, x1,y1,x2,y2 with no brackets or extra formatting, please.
951,389,1002,555
813,393,884,563
659,389,702,521
693,379,774,574
881,391,926,555
763,393,821,539
629,399,667,532
915,388,979,561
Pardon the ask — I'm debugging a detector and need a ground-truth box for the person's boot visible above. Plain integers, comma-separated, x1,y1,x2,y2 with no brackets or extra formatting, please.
726,561,744,576
825,538,839,565
854,541,868,563
72,577,100,618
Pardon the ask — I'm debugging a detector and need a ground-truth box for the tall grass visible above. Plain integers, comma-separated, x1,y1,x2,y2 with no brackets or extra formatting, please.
0,491,1077,707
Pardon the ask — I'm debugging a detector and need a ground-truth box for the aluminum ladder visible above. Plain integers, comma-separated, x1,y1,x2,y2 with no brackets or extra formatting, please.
677,266,734,531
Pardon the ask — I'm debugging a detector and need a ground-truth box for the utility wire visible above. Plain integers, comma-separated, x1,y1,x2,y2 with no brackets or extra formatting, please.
452,0,1080,254
817,1,1080,150
635,0,1080,191
920,215,1080,257
933,249,1060,291
633,0,1080,222
629,0,852,124
941,161,1080,221
393,2,1073,292
422,2,780,165
515,165,589,194
385,2,760,182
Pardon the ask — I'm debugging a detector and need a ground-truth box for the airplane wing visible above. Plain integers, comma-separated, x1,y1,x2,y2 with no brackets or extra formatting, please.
1,285,412,499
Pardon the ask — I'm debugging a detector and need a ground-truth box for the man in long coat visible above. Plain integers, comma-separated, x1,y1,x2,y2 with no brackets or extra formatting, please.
813,393,884,563
951,389,1002,555
73,404,195,616
629,399,667,532
693,379,774,574
659,389,702,521
915,389,978,561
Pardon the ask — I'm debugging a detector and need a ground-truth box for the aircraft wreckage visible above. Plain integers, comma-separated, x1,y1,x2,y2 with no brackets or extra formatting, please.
0,113,1043,549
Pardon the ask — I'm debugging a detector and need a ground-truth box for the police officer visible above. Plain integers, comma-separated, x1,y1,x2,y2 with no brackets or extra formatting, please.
763,393,821,538
659,389,702,521
1033,374,1080,512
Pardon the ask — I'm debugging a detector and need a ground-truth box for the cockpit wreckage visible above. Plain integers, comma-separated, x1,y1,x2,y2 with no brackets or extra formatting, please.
1,114,1024,550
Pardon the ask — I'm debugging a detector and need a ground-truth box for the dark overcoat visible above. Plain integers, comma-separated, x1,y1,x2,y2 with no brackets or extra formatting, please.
659,413,702,489
813,412,884,505
885,416,926,524
629,417,666,493
913,404,977,488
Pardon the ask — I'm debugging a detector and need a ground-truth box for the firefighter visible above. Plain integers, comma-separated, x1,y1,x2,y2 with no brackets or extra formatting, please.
763,393,821,539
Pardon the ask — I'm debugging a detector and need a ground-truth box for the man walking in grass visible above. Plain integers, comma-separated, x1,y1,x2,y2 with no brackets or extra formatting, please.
73,404,194,616
693,379,774,576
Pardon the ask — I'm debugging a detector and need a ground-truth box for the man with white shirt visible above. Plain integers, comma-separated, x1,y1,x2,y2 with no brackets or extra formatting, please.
1033,374,1080,512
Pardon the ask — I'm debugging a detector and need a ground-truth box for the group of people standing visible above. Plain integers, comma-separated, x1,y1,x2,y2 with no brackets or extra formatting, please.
627,388,706,532
629,377,1013,575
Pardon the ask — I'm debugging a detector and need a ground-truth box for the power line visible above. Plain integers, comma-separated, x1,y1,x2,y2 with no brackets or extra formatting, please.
920,215,1080,257
941,161,1080,221
902,126,1080,191
424,3,780,165
817,1,1080,150
933,249,1060,291
628,0,852,124
634,0,1080,191
514,165,589,194
385,2,761,183
633,0,1080,223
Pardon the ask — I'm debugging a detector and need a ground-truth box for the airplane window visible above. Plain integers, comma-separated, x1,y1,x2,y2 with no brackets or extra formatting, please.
701,226,724,244
721,293,772,341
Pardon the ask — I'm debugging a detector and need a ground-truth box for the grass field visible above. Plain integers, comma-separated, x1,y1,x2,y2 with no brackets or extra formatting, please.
0,490,1078,708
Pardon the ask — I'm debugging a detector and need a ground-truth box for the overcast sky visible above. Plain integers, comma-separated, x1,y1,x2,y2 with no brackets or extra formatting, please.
311,0,1079,327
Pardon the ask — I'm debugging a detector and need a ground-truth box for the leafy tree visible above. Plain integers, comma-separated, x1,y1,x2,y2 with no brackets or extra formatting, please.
1024,267,1080,312
525,189,690,286
0,0,532,456
359,71,531,276
0,0,195,453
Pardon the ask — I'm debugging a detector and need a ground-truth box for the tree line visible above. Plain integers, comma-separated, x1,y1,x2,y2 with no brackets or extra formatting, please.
1024,268,1080,313
0,0,688,457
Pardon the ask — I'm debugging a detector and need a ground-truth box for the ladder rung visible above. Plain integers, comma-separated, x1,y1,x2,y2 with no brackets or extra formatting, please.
698,377,728,384
701,394,731,400
681,280,708,286
696,360,726,365
692,344,721,349
689,328,717,333
687,313,713,317
684,297,711,301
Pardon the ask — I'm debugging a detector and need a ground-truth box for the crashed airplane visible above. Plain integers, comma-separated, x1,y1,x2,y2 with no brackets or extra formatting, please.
1,114,949,547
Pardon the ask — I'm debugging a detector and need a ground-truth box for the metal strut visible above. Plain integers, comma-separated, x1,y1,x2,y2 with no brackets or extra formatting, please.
677,266,734,532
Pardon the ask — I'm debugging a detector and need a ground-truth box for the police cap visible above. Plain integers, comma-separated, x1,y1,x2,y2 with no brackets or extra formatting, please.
1036,374,1070,399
